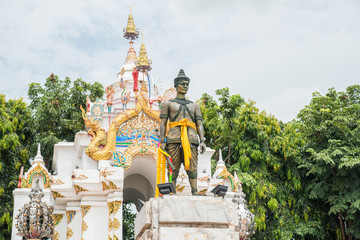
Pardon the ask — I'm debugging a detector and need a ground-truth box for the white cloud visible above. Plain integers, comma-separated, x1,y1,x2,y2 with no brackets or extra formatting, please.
0,0,359,122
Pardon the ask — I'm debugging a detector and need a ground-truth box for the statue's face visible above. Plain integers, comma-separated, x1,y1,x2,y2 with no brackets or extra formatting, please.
176,80,189,95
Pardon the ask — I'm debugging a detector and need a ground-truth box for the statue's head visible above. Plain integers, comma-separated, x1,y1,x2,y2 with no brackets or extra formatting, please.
174,69,190,89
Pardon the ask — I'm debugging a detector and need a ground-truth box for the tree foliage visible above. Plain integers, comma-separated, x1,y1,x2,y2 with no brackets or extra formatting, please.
199,88,244,164
297,85,360,240
200,90,322,239
122,202,137,240
0,94,33,239
28,74,104,168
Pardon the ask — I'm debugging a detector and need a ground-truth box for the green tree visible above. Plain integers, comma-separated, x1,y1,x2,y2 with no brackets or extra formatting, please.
0,94,33,239
122,201,137,240
200,92,321,239
199,88,244,165
28,74,104,168
297,85,360,240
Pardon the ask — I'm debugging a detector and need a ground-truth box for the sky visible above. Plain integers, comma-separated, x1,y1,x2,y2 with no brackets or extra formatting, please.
1,0,359,122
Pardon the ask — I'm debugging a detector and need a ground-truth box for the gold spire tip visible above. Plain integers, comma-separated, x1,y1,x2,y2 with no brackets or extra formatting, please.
123,6,139,40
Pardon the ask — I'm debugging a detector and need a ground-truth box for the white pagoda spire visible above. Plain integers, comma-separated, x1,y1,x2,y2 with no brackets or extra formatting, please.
33,143,44,165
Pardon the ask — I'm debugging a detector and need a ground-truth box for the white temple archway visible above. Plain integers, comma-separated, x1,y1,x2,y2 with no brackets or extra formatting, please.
123,154,157,208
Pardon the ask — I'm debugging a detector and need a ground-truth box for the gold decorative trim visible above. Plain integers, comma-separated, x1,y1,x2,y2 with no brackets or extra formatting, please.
122,142,158,170
67,210,76,224
108,218,113,231
113,201,122,214
81,205,91,218
102,181,121,191
114,235,119,240
176,185,185,193
102,181,111,191
218,168,239,192
113,218,121,230
52,191,65,199
21,163,52,188
51,178,65,185
100,168,115,178
198,176,211,184
108,234,113,240
109,181,120,189
108,202,114,214
66,227,73,239
72,171,88,180
74,185,89,194
53,230,60,240
198,189,208,194
54,214,63,226
20,179,31,188
82,221,88,234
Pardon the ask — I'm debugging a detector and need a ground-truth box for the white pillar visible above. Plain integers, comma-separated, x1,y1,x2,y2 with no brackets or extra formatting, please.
80,204,91,239
53,207,66,240
107,193,115,239
81,196,108,240
107,191,123,240
66,202,81,240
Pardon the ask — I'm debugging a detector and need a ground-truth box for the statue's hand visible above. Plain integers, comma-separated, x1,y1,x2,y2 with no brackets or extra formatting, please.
160,143,166,151
199,142,206,154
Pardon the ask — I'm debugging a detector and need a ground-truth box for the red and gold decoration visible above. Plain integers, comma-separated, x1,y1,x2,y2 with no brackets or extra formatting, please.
132,67,139,93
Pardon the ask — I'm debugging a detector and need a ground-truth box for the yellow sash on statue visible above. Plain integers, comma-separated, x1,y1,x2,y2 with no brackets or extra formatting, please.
169,118,196,170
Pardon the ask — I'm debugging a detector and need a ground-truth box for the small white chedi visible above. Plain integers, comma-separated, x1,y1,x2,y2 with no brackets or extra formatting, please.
11,8,254,240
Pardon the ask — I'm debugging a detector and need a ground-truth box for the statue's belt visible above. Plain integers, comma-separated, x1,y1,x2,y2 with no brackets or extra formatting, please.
169,119,196,171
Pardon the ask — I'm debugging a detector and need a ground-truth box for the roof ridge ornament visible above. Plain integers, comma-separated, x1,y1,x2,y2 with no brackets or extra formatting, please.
218,149,225,164
33,143,44,165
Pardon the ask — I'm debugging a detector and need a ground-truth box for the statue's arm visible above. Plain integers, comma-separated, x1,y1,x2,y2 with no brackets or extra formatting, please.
159,101,169,150
195,104,206,154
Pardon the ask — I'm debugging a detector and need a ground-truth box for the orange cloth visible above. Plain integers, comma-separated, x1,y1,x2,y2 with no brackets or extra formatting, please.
155,148,167,198
169,119,196,170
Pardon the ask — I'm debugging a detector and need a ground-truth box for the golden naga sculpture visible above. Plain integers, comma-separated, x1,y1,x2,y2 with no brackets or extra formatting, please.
81,83,160,161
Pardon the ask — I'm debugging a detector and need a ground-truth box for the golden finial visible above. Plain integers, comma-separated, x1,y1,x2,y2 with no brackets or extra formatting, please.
130,6,132,13
136,33,152,72
123,7,139,40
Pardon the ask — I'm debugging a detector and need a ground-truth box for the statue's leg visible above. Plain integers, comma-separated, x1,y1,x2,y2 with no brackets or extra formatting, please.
186,144,199,195
166,143,182,191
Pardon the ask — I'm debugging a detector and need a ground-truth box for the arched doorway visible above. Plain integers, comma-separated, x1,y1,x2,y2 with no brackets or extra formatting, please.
123,154,157,207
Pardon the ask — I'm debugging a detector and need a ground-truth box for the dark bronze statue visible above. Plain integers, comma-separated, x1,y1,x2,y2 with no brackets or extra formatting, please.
160,69,206,195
